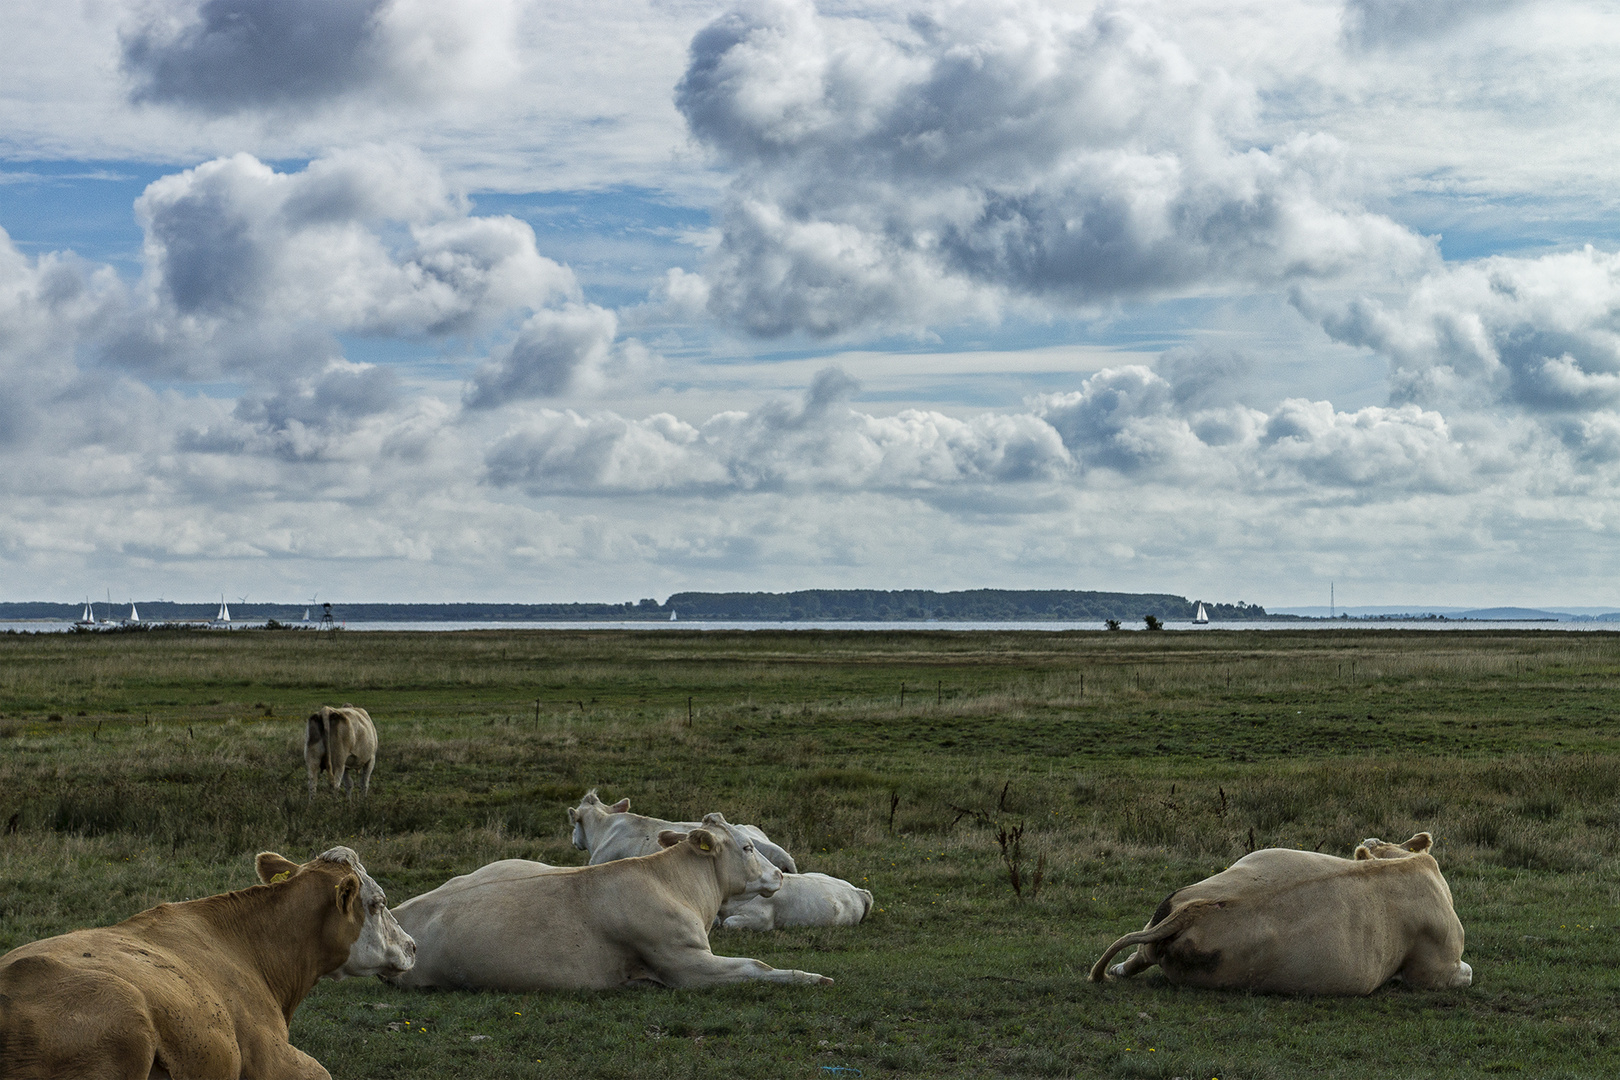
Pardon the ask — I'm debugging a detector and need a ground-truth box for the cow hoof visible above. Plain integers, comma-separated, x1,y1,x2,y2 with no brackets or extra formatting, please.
818,976,834,985
1107,963,1127,979
1453,961,1473,988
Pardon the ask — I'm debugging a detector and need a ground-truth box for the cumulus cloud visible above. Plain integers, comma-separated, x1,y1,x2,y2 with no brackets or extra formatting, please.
98,148,589,386
1257,399,1464,491
134,148,569,333
676,0,1432,337
465,304,619,408
1296,247,1620,417
120,0,520,115
485,366,1074,494
0,227,142,451
480,360,1485,500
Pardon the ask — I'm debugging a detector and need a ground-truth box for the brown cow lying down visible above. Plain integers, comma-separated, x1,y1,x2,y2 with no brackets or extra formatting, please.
306,704,378,798
0,846,415,1079
1090,833,1471,995
390,814,831,991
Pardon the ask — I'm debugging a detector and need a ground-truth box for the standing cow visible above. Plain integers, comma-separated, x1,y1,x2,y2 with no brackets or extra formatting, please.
1089,832,1471,995
306,704,377,798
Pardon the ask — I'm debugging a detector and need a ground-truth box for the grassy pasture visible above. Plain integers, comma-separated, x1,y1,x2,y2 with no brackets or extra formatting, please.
1,626,1619,1078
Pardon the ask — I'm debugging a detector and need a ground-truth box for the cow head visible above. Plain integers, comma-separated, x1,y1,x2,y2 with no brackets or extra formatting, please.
256,846,416,980
1353,832,1433,860
568,789,631,851
659,813,783,900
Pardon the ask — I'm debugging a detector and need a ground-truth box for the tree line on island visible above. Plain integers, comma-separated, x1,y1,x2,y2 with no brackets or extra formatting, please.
0,590,1275,624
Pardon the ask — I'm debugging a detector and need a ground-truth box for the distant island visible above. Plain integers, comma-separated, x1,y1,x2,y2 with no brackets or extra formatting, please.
0,589,1275,623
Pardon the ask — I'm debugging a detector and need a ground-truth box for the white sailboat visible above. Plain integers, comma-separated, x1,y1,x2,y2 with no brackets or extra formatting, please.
76,600,96,627
302,608,311,622
1193,603,1209,624
214,597,232,624
127,602,140,623
669,610,678,621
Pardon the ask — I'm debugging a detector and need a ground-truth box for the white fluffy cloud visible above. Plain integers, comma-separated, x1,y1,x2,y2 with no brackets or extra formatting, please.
465,304,622,408
120,0,522,115
484,366,1073,493
676,0,1433,337
477,361,1493,501
56,148,625,412
1298,247,1620,418
132,148,570,341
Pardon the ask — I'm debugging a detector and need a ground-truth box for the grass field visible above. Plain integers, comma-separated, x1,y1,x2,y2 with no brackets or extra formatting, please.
2,626,1619,1078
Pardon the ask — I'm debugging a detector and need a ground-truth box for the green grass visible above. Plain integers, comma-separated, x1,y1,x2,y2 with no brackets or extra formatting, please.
3,628,1620,1077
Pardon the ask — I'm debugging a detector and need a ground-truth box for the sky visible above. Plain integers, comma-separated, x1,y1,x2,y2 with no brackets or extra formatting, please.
2,0,1620,608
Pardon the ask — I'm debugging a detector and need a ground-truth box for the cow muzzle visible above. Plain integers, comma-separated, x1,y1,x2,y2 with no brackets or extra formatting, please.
748,863,784,898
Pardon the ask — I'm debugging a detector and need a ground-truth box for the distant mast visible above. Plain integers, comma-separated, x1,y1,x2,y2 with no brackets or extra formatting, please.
1193,602,1209,624
1330,582,1335,619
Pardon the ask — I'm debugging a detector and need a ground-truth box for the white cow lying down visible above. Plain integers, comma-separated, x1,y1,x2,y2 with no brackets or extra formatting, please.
569,790,799,873
389,815,831,991
1090,833,1471,995
717,871,873,932
416,860,874,933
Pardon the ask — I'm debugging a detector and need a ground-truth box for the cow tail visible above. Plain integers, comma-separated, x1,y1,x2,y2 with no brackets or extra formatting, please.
1088,898,1224,981
321,709,333,775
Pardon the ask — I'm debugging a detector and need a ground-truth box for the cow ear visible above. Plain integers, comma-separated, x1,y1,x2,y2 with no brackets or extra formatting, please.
1353,843,1373,860
1403,832,1432,853
336,874,361,915
656,829,689,848
686,828,716,854
257,852,300,883
609,798,631,814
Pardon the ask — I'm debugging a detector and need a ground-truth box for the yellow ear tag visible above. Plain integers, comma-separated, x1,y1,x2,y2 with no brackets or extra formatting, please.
270,871,291,884
698,836,712,852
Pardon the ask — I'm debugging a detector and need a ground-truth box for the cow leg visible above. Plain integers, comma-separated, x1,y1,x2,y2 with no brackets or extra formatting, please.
333,760,349,795
719,905,773,932
239,1035,331,1080
1401,954,1472,989
642,944,830,987
357,757,374,796
1108,946,1158,979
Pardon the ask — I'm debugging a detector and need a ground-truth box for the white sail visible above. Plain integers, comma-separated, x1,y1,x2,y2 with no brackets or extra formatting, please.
669,610,677,621
1194,603,1209,624
128,603,140,623
302,608,311,622
216,599,231,623
78,600,94,624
